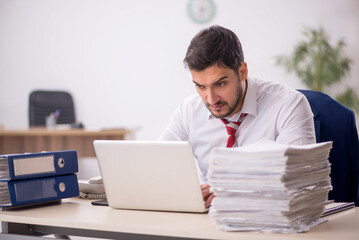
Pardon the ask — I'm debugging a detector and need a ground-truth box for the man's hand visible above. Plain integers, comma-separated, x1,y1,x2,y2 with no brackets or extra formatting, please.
201,184,215,208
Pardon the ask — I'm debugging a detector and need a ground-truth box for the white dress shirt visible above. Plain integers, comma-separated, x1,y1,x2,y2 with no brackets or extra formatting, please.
159,77,316,178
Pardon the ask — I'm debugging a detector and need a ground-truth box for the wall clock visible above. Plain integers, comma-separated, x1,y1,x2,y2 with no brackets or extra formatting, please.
187,0,216,24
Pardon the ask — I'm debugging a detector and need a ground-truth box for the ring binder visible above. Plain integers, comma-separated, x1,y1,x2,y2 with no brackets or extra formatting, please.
0,174,79,208
0,150,78,181
0,150,79,209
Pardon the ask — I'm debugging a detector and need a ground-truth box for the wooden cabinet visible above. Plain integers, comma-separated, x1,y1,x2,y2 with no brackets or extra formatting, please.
0,128,133,157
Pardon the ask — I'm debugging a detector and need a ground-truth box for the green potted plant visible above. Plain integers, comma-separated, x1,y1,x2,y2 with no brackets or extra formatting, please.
276,27,359,113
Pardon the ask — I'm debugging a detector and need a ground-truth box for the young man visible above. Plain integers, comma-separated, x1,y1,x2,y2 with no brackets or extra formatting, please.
159,25,316,207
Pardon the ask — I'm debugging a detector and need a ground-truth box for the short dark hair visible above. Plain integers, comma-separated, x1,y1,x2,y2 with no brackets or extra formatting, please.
183,25,244,73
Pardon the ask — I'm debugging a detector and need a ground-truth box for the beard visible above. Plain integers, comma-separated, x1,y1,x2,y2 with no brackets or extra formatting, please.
206,80,243,119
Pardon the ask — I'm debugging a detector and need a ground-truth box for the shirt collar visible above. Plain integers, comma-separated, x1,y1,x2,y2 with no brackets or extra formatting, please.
207,77,258,120
241,77,257,117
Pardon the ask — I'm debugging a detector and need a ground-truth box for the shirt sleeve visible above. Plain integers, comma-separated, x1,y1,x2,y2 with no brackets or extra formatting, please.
159,100,207,184
275,93,316,145
158,101,189,141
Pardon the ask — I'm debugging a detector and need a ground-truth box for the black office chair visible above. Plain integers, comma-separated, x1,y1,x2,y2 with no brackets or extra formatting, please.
298,89,359,206
29,90,76,127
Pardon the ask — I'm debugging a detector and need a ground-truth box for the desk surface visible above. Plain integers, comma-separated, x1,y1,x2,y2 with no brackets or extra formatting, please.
0,198,358,240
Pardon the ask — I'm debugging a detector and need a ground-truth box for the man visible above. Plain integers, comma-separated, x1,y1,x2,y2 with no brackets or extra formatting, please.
159,25,316,207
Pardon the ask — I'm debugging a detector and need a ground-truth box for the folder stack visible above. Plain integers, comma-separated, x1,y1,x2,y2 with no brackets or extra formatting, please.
0,150,79,209
207,139,333,233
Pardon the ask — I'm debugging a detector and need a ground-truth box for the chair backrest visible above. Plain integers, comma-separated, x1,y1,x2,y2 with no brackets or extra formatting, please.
298,89,359,206
29,90,76,126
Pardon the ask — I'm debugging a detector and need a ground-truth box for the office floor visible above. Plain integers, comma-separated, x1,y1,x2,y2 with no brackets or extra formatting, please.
49,235,109,240
0,221,109,240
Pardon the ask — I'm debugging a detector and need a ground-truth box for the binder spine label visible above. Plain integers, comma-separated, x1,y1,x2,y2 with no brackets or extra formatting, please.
13,155,55,176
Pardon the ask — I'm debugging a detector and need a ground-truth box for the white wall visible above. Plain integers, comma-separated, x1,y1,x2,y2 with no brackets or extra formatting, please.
1,0,358,140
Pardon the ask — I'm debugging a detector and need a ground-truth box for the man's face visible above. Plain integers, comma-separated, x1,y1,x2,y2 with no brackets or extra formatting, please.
191,63,247,118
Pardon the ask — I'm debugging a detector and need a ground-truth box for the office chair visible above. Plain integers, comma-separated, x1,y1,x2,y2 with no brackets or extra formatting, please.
298,89,359,206
29,90,76,127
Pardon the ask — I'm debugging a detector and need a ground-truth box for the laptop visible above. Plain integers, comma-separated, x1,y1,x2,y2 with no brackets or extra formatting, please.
93,140,207,213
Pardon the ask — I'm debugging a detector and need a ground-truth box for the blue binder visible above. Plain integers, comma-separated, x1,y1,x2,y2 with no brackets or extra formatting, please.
0,150,78,180
0,173,79,207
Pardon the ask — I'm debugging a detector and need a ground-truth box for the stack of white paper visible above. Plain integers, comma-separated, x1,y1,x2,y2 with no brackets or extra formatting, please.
207,139,333,233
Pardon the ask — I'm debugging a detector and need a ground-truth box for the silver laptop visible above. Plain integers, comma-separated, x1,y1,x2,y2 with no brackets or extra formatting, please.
93,140,207,213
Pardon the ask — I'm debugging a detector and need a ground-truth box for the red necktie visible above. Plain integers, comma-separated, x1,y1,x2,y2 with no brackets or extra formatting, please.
221,113,247,148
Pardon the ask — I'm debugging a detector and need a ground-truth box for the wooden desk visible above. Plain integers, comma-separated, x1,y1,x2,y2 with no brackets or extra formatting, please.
0,198,358,240
0,128,133,157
